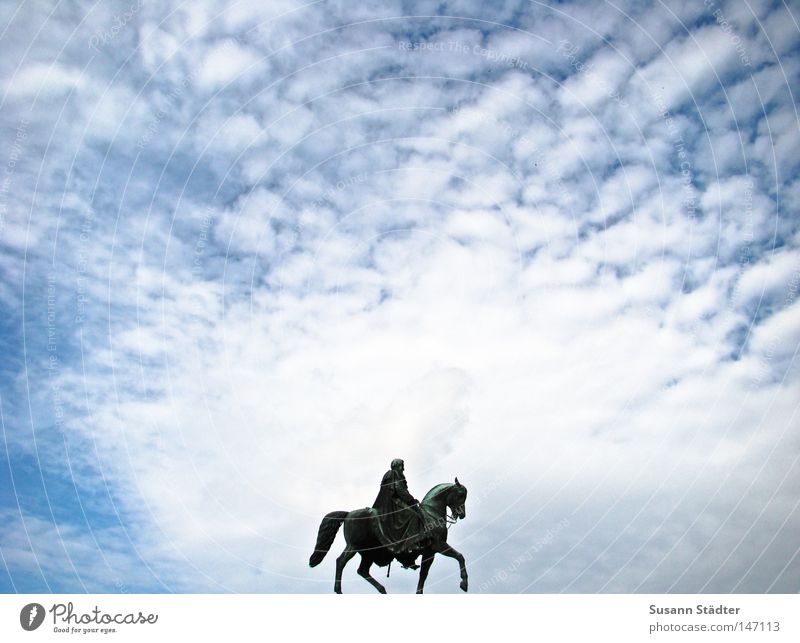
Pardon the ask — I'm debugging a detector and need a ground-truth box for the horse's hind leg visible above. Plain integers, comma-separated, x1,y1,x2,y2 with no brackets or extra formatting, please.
357,555,387,594
334,546,356,594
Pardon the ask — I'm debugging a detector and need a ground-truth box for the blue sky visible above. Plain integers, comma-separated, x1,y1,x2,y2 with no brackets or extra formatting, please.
1,0,799,593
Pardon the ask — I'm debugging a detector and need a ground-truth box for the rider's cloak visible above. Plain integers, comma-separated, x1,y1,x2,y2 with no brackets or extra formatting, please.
372,468,422,553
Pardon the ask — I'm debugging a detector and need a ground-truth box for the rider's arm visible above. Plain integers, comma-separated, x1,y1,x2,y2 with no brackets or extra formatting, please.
392,474,419,505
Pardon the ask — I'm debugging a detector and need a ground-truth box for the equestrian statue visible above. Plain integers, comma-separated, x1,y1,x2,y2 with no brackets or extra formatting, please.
309,458,468,593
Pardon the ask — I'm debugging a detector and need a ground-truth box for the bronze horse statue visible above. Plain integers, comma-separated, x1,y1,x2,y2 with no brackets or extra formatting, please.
309,479,468,593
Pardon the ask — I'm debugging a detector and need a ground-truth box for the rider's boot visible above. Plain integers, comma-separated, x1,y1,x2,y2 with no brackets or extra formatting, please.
398,551,420,569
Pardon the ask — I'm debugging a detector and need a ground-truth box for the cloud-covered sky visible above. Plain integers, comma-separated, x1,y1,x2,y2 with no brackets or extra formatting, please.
1,0,798,593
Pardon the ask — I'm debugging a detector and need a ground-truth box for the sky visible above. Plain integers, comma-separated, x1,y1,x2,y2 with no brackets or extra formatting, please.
0,0,798,594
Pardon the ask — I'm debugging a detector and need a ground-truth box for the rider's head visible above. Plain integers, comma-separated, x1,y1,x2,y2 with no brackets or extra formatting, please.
391,458,404,473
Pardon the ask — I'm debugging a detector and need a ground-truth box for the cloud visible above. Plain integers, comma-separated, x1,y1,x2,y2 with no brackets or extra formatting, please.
4,62,85,97
197,39,265,91
1,0,798,594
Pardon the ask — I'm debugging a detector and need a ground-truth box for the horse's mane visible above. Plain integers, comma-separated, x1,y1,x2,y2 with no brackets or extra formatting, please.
422,483,453,503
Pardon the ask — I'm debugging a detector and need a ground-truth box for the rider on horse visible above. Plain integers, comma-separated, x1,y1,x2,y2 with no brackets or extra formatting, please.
372,458,429,568
309,469,469,593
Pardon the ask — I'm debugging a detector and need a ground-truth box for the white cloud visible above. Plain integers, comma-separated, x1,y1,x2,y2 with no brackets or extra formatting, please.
2,0,798,594
197,39,264,91
5,62,84,97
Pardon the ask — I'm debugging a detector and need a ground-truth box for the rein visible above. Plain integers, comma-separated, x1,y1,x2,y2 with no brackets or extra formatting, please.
445,511,458,529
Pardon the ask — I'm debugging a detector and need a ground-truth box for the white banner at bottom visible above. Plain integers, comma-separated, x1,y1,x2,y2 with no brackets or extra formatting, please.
1,594,797,642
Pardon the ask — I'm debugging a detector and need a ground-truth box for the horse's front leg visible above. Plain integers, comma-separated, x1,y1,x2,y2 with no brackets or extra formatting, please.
438,543,468,592
415,552,435,594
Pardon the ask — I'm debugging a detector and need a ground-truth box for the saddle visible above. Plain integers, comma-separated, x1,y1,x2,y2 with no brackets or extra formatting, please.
365,507,432,558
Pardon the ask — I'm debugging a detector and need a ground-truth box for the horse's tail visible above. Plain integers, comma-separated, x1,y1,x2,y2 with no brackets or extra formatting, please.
309,511,348,567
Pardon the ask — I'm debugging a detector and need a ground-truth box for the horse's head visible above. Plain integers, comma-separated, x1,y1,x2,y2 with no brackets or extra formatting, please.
447,477,468,520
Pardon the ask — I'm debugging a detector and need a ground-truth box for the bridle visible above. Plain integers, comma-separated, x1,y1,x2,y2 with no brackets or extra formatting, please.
446,487,465,528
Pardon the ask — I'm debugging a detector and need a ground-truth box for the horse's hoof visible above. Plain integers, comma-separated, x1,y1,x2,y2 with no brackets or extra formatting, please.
416,589,424,594
379,587,387,594
460,579,468,592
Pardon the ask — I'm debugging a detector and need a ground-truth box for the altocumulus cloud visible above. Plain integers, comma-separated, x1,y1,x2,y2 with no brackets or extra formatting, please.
0,0,798,593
